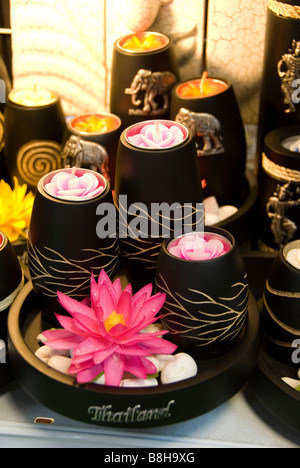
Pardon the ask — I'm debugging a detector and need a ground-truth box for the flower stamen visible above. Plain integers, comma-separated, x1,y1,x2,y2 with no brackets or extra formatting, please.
104,311,126,332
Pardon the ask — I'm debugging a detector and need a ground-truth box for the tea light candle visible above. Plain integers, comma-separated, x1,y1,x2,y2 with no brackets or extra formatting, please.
176,72,228,99
0,233,3,249
286,248,300,269
168,232,232,261
70,113,121,135
44,168,105,201
126,120,188,149
117,32,169,53
9,88,57,107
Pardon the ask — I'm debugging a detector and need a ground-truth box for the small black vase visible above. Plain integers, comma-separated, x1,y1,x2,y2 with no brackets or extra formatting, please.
4,90,66,192
110,32,180,129
28,168,119,323
155,227,249,359
170,77,247,206
114,120,204,291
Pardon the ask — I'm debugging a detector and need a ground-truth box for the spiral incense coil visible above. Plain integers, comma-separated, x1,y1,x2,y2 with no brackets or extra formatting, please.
262,152,300,183
17,140,62,187
268,0,300,18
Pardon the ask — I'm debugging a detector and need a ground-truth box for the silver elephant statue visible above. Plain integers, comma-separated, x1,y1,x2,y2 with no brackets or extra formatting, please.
125,68,177,115
175,107,224,157
62,135,109,180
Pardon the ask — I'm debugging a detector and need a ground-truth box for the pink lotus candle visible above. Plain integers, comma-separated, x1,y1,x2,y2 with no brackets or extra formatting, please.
126,120,188,149
168,232,232,261
44,168,105,201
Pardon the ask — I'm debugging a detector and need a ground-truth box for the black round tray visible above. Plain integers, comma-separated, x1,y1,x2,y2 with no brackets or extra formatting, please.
250,335,300,433
8,282,260,428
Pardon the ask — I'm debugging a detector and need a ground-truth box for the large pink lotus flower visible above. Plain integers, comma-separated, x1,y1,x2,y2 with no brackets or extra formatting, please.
43,270,177,386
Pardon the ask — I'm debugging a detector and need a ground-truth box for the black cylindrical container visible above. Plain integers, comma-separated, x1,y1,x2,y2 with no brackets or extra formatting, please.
258,126,300,249
0,231,24,387
4,89,66,192
155,227,249,360
114,120,204,291
256,0,300,169
28,168,119,324
170,77,246,207
62,113,122,190
110,32,180,129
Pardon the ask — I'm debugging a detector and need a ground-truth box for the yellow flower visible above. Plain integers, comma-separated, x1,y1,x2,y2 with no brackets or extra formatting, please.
0,177,34,243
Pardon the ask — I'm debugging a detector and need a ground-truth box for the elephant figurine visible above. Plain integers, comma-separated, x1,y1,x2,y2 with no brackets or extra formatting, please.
175,107,224,157
125,69,177,115
62,135,109,180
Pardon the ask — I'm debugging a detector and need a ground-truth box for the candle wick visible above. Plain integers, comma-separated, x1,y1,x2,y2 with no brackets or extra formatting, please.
200,71,208,96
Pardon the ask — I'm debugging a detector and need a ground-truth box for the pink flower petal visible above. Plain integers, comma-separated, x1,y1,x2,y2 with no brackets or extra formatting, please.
93,344,118,365
57,292,96,319
124,356,148,379
75,364,104,384
104,353,125,387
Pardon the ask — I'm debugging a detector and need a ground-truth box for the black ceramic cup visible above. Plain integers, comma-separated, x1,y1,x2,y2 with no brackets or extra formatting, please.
114,120,204,291
4,89,66,192
170,76,247,207
28,168,119,323
258,126,300,249
62,113,122,190
0,231,24,385
110,31,180,129
155,227,249,360
263,238,300,365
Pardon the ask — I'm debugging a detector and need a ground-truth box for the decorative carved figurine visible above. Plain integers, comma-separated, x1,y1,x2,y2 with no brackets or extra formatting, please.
125,69,177,115
62,135,109,180
266,182,300,246
175,108,224,157
278,40,300,113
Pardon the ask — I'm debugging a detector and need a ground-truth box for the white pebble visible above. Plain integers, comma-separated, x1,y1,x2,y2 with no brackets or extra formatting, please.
145,355,161,372
205,212,220,226
142,323,164,335
35,345,70,364
47,355,72,375
93,373,106,385
160,353,197,384
218,205,238,221
120,378,158,387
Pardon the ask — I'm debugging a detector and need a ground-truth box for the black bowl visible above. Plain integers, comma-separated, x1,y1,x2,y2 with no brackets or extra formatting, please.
7,281,260,429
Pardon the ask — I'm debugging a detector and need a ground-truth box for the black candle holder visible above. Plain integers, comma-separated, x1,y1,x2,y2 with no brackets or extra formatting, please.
114,120,204,291
170,77,247,207
258,125,300,249
28,168,119,324
4,89,66,192
256,0,300,169
110,32,180,129
62,113,122,190
155,227,249,360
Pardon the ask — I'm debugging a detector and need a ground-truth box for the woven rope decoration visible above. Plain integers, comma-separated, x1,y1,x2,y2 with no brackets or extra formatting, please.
262,152,300,183
268,0,300,18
